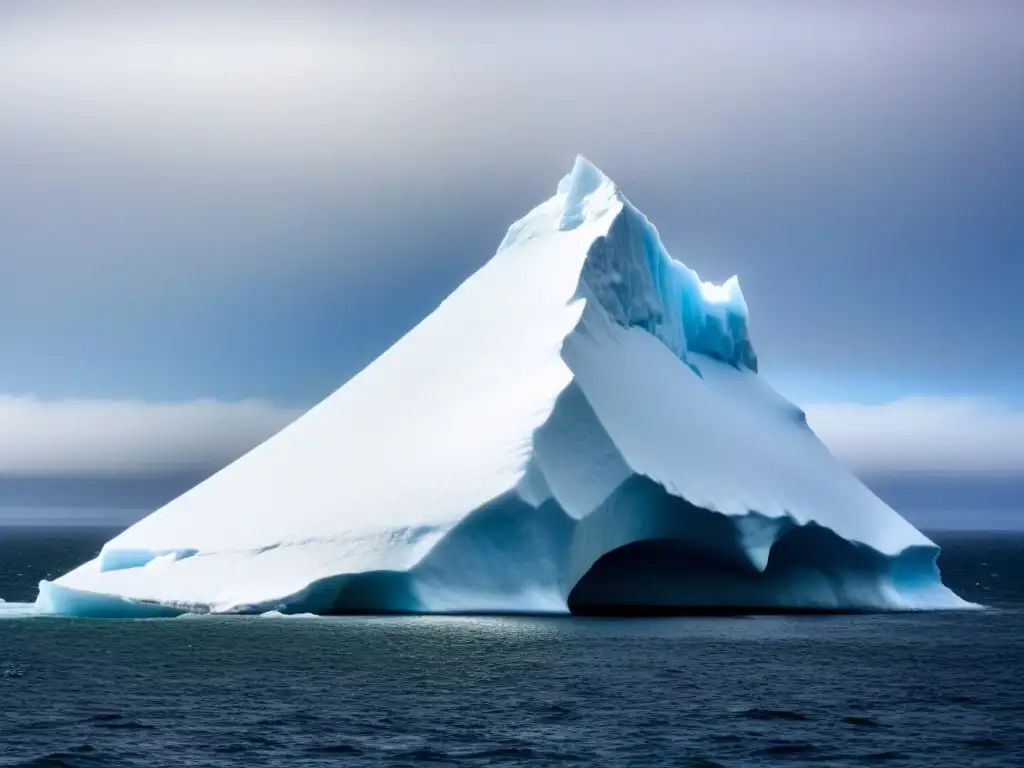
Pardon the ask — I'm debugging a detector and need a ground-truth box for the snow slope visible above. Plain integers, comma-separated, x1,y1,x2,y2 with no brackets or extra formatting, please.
36,157,969,616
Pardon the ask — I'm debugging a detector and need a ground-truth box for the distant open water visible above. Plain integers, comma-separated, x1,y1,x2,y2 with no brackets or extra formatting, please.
1,527,1022,767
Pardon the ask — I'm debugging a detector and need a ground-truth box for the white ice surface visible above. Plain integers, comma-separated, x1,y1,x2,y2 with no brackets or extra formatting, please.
36,156,969,616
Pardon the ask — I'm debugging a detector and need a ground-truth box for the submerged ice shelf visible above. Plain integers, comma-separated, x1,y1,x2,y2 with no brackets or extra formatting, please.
35,157,969,617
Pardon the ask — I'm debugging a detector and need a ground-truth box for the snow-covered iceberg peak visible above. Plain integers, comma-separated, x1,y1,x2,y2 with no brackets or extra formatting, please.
557,154,618,231
35,157,970,617
507,156,756,373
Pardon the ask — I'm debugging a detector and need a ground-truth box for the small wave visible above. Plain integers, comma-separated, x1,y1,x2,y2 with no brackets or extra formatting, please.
12,746,101,768
963,736,1003,749
536,702,577,721
93,720,153,730
469,747,537,759
392,747,452,762
79,713,152,730
760,742,816,756
860,751,909,762
709,734,743,744
80,714,126,726
257,709,320,726
842,715,882,727
463,746,583,762
945,694,975,704
82,714,119,723
305,743,362,755
741,708,808,722
3,664,26,680
212,745,250,754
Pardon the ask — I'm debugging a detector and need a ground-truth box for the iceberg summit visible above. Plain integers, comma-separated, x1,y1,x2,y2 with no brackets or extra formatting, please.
37,157,968,617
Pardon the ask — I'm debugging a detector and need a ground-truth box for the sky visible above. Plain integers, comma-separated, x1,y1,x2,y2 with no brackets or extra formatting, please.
0,1,1022,526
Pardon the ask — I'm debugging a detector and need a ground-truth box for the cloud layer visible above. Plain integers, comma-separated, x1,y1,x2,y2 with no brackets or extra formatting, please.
0,395,300,475
1,2,1021,407
805,397,1024,475
2,2,1020,287
0,393,1020,478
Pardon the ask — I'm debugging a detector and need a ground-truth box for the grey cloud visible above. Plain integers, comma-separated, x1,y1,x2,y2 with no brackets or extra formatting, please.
2,1,1021,395
1,1,1020,289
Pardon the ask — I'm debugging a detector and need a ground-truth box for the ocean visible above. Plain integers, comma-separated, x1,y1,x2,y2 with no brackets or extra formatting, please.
1,527,1022,767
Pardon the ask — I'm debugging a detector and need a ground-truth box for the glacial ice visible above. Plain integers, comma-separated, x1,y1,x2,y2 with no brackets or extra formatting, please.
34,156,969,617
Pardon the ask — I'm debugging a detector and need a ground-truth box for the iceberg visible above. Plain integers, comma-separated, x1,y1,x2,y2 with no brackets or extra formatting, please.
35,157,969,617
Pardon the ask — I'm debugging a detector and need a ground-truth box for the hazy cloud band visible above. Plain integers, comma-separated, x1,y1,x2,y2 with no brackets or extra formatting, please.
806,397,1024,475
0,395,300,475
0,393,1019,477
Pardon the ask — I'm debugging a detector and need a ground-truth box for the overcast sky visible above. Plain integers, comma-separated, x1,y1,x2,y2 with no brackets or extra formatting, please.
0,1,1021,522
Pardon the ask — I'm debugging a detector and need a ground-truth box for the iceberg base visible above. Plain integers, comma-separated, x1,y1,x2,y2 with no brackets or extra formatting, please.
34,479,973,618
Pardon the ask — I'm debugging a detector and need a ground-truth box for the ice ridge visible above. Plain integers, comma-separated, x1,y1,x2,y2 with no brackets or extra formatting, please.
527,155,757,372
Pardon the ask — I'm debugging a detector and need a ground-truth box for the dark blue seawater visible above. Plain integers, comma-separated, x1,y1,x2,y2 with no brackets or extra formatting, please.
1,527,1023,767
